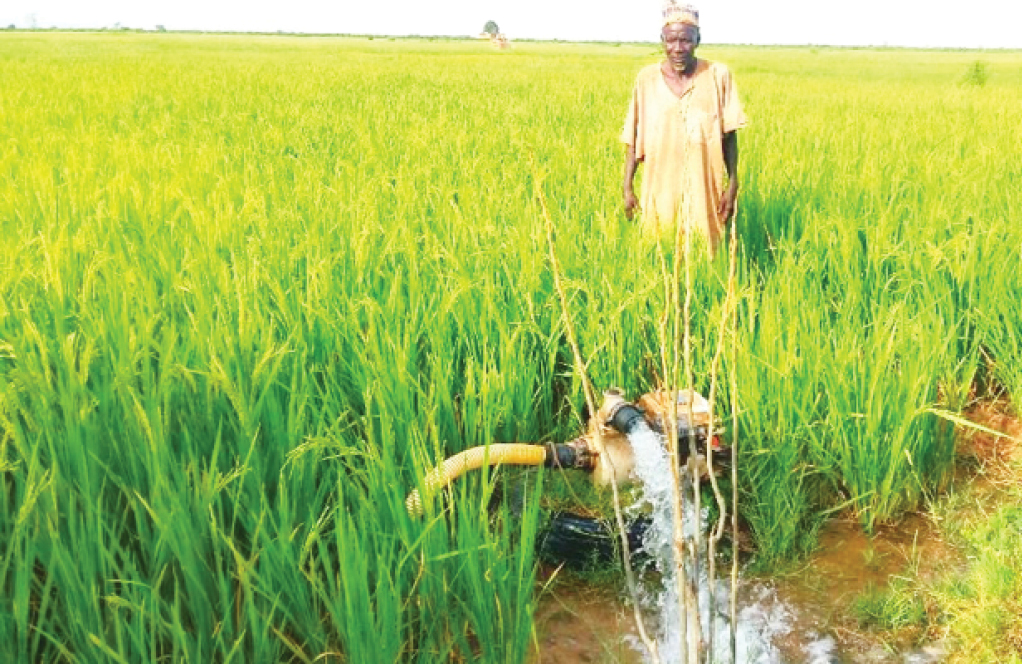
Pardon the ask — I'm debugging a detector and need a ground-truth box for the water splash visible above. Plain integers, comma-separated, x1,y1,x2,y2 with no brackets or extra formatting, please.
626,422,834,664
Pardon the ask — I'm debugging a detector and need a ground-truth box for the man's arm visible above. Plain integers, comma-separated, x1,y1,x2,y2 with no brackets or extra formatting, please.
719,130,739,223
623,144,639,220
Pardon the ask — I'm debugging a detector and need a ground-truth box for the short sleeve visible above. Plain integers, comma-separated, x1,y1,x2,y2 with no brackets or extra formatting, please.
620,86,637,143
620,82,645,160
717,65,747,134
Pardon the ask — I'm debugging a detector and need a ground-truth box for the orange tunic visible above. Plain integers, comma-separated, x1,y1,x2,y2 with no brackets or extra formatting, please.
621,59,747,246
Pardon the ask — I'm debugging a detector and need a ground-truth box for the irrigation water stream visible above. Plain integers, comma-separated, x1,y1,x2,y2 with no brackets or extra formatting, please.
626,421,813,663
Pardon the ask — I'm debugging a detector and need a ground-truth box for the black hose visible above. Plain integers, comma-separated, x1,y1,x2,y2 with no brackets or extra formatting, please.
537,512,652,570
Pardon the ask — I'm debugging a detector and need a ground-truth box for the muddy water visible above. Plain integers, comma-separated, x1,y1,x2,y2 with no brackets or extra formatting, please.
531,578,643,664
532,514,956,664
767,514,957,663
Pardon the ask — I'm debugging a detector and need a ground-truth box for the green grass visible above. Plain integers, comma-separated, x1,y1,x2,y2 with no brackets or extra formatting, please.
851,579,928,633
844,467,1022,662
929,495,1022,662
1,32,1021,661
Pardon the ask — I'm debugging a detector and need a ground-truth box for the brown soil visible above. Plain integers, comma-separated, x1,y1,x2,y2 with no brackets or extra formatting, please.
959,400,1022,467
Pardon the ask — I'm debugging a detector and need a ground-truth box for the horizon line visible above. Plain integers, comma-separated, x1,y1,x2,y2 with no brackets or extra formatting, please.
3,27,1021,52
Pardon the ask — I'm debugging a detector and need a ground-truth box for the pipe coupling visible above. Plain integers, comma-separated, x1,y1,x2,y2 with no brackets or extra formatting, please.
544,438,595,471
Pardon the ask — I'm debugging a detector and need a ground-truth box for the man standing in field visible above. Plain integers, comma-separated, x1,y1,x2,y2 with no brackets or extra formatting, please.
621,2,747,249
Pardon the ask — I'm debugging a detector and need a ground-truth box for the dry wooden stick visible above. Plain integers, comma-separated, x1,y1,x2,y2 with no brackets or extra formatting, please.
704,209,740,664
729,195,741,661
678,196,704,664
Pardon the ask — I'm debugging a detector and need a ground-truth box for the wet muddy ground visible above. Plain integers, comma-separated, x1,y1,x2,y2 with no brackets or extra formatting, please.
530,404,1020,663
531,576,643,664
767,514,956,663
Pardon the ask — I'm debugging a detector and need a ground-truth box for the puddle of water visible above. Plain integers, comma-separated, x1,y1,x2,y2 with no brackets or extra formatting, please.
533,558,934,664
532,484,951,661
531,580,644,664
781,512,951,599
762,511,958,663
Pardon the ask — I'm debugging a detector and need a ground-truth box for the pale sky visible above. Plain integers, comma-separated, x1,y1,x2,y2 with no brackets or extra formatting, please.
3,0,1021,49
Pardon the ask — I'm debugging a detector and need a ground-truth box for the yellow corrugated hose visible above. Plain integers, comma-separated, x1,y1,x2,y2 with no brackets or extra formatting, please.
405,444,547,516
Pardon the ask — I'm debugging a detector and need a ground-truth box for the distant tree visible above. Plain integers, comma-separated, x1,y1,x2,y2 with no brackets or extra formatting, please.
483,20,499,35
155,24,166,32
961,60,988,87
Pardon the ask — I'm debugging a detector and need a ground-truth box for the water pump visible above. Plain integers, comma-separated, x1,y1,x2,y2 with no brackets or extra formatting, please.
405,388,726,515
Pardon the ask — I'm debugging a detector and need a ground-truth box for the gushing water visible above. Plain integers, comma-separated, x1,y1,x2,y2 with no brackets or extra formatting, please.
626,422,825,664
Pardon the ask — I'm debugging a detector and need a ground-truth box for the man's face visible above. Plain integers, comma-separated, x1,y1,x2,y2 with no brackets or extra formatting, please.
661,23,700,73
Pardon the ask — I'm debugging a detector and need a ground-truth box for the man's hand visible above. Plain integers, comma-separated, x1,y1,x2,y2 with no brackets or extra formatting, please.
719,131,739,224
718,180,738,224
624,188,638,220
623,144,640,221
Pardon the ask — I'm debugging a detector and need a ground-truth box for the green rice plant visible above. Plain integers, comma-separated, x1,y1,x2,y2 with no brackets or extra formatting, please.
975,239,1022,414
852,579,928,632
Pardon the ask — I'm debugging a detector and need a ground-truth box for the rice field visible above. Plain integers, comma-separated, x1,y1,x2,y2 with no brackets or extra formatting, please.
1,32,1021,662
